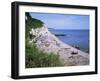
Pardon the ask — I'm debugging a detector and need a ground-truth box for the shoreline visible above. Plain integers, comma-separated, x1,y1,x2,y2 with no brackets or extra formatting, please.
49,29,89,53
33,26,89,66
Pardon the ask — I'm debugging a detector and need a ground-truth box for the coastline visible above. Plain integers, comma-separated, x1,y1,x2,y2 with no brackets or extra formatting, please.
30,26,89,66
48,31,89,65
49,29,89,53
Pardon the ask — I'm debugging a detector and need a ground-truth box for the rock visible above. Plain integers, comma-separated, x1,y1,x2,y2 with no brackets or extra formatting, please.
71,51,78,55
66,55,89,66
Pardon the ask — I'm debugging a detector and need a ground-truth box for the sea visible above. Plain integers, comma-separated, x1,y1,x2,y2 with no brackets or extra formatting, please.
49,29,89,53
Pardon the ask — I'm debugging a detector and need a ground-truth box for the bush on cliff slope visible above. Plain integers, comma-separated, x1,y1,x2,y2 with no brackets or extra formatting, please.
26,12,44,39
25,41,64,68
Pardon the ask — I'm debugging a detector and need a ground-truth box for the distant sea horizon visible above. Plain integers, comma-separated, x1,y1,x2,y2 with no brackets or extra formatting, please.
48,28,89,30
48,28,89,53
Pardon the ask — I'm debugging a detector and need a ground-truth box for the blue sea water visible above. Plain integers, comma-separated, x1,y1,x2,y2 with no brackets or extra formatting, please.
49,29,89,53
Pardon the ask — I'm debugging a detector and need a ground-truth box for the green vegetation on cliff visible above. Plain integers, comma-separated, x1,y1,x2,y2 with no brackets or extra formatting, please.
26,12,44,28
25,12,64,68
25,12,44,39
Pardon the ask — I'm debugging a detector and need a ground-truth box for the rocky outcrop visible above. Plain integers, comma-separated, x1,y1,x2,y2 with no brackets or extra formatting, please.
29,25,89,66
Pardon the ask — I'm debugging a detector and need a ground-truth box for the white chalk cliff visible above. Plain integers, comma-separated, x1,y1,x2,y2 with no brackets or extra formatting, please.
29,25,89,66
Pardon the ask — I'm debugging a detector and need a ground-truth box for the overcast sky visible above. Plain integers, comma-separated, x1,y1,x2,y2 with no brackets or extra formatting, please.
29,12,89,30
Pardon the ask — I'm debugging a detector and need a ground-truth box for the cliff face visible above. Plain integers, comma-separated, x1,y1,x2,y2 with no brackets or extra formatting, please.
29,25,89,66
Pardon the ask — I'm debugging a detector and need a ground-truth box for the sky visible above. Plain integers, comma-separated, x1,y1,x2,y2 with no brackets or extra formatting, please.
29,12,89,30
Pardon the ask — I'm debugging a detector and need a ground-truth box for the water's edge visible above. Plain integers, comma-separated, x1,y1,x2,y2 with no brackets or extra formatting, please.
49,29,89,53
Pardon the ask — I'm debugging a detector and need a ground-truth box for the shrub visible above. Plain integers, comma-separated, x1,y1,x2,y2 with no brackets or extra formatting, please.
25,43,64,68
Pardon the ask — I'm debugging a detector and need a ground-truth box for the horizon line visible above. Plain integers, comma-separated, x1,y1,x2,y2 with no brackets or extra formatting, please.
48,28,89,30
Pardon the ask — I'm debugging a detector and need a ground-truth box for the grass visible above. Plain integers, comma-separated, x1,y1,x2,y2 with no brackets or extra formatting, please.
25,42,64,68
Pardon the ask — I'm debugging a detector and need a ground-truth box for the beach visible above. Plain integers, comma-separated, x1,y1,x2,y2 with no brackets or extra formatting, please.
30,26,89,66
